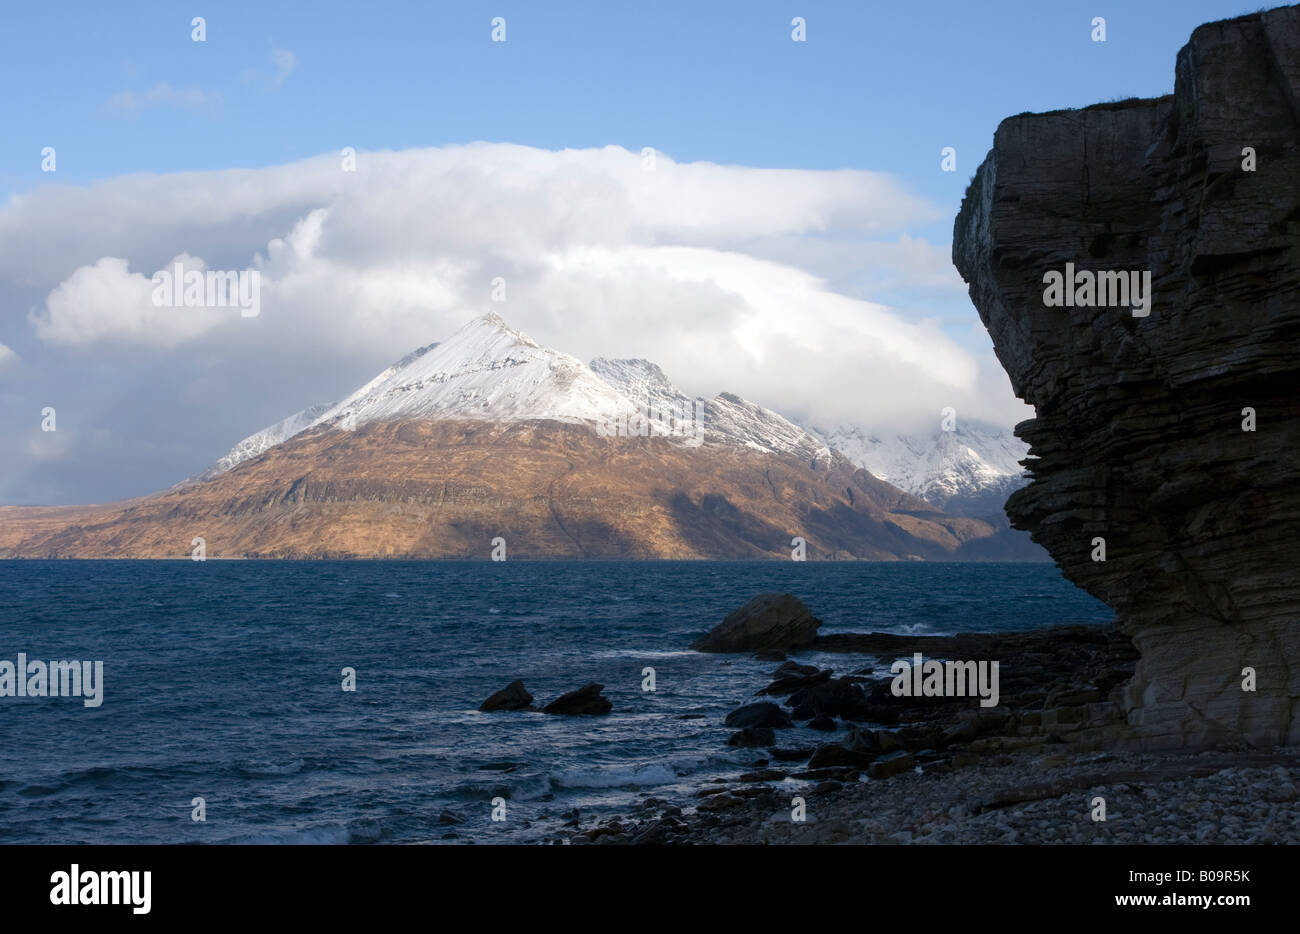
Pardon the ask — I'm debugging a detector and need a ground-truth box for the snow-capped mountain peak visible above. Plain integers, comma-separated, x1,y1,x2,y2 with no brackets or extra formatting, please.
316,312,629,428
589,358,832,463
207,314,1019,518
803,419,1029,517
588,357,682,405
212,316,841,476
211,403,337,475
210,313,633,474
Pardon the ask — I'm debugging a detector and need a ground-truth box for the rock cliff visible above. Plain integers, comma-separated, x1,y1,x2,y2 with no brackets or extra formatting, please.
954,6,1300,749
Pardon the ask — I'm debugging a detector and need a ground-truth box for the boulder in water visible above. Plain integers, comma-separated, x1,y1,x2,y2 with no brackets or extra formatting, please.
478,680,534,712
691,593,822,653
542,682,612,715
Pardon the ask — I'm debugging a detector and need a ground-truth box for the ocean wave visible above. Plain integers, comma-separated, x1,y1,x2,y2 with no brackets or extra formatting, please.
224,827,356,848
550,762,678,789
13,763,182,796
588,649,698,659
237,758,305,777
447,772,552,800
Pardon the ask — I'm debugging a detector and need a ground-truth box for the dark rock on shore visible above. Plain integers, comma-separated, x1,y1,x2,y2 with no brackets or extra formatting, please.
868,751,916,779
714,621,1140,781
786,676,878,721
727,727,776,747
691,593,822,653
842,725,881,753
696,793,747,812
541,683,612,715
826,625,1140,743
791,766,863,782
808,744,877,770
724,701,793,729
757,667,832,697
768,746,814,761
478,680,534,712
690,601,1144,804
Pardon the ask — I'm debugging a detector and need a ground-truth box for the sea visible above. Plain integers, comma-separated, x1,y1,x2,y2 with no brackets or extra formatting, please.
0,560,1112,844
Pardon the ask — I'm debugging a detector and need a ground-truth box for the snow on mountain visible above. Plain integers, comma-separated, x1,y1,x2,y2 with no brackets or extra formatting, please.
210,403,337,476
804,420,1029,517
588,358,832,462
587,358,682,410
584,357,1023,510
211,313,634,474
215,314,832,476
208,313,1020,517
319,313,632,427
708,393,833,463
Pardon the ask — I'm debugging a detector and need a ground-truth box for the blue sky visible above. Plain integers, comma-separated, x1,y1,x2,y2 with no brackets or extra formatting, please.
0,0,1270,504
0,0,1255,223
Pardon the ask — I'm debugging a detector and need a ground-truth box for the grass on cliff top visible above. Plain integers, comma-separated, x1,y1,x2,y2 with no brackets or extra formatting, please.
1005,93,1174,121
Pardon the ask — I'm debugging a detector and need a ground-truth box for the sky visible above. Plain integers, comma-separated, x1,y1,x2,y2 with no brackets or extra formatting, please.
0,0,1264,504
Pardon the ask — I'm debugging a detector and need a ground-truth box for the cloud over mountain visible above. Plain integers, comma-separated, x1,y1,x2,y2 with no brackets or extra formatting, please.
0,144,1028,504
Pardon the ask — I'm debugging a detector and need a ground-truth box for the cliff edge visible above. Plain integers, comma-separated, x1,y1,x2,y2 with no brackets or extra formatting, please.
954,6,1300,749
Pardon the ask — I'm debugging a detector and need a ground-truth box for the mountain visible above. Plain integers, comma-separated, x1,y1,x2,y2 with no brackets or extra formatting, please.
0,314,1046,560
587,357,832,464
210,313,630,474
585,350,1033,521
211,402,337,476
803,421,1030,518
209,318,1022,518
208,332,835,479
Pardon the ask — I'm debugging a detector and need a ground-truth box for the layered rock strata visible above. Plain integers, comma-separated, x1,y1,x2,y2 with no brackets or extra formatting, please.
954,6,1300,748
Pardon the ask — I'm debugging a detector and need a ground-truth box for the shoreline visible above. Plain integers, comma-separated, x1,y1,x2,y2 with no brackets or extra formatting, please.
553,621,1299,845
564,744,1300,845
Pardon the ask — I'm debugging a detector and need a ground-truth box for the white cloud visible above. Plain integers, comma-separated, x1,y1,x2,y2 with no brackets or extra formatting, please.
0,343,16,369
270,48,297,88
26,427,73,462
4,144,1028,450
107,82,215,116
30,254,223,348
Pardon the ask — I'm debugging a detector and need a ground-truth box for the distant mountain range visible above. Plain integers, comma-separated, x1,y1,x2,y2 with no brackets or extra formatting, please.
0,314,1043,559
209,312,1030,519
208,313,838,477
804,421,1029,519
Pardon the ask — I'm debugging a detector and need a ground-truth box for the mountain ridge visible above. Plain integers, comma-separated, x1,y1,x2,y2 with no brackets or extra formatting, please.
0,313,1045,560
210,313,1024,519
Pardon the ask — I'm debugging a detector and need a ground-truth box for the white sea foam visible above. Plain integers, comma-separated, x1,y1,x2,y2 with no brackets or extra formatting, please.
550,762,678,789
231,824,353,845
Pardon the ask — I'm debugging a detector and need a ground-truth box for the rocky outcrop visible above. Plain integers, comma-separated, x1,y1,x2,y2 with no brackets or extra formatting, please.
541,683,612,715
479,680,534,712
723,702,794,730
708,625,1140,781
691,593,822,653
726,727,775,748
954,6,1300,748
